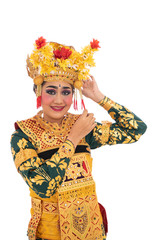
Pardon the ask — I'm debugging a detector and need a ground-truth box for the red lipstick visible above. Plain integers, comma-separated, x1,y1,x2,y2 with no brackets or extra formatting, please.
51,106,65,111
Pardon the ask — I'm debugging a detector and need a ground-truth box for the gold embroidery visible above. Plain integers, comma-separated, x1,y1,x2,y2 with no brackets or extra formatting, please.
93,121,111,145
57,153,104,239
19,157,45,171
15,149,37,171
17,138,28,149
72,204,88,234
46,179,57,197
41,131,62,146
28,198,42,240
43,201,58,214
58,193,104,240
64,154,90,182
101,121,112,144
16,111,81,153
46,140,75,170
58,140,75,158
30,175,48,186
58,182,96,201
98,96,115,111
29,197,60,239
65,162,83,180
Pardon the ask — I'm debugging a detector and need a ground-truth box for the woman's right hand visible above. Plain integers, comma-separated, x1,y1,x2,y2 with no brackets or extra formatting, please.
67,109,96,148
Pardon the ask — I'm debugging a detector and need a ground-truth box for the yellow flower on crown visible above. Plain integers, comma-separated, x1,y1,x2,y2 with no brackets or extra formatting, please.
26,37,100,110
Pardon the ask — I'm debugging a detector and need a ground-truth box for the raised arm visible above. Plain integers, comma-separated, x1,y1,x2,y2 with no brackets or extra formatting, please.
82,76,147,149
85,96,147,149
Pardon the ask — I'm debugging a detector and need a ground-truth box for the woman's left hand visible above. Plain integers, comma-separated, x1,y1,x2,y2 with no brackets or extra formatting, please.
82,75,105,102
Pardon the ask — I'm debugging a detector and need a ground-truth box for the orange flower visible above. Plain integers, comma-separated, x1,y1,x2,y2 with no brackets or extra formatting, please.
54,47,72,60
90,39,100,49
35,36,46,49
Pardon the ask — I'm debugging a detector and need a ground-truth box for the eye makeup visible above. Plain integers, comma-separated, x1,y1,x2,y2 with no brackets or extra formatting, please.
46,89,56,95
62,90,71,95
45,89,71,96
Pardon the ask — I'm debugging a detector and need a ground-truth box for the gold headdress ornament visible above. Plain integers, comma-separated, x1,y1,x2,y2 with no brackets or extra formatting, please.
26,37,100,110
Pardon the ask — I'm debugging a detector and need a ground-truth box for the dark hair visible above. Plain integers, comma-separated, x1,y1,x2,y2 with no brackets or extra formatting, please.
33,82,75,94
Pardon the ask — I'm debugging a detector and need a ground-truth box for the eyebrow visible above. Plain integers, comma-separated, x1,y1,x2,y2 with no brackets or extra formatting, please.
46,86,71,90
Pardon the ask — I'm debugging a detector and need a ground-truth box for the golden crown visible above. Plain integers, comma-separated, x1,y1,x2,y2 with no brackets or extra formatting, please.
26,37,100,109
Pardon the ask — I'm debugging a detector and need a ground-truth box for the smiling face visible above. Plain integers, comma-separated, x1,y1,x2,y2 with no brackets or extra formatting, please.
41,81,73,125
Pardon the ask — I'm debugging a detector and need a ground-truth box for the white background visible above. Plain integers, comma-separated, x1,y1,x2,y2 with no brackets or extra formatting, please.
1,0,160,239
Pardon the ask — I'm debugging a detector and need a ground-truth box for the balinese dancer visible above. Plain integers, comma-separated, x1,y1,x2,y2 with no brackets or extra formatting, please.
10,37,147,240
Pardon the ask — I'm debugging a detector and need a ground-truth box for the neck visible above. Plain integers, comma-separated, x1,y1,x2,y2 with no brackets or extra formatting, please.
43,113,64,126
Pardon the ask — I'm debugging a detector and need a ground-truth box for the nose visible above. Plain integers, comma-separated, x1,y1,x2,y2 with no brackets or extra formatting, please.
54,92,63,104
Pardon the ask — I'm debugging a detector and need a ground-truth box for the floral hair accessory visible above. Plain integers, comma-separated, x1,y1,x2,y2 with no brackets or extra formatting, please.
26,37,100,110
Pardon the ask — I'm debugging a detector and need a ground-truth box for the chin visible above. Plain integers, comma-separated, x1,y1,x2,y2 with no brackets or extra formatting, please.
43,106,71,122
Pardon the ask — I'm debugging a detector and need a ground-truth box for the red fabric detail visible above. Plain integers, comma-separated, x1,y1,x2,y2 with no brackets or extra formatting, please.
74,98,78,111
73,97,76,110
14,122,19,130
75,100,78,110
82,161,88,173
99,202,108,235
81,99,85,110
37,96,41,109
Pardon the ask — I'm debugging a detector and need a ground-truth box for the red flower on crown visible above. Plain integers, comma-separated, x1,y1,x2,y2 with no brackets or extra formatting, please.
54,47,72,60
90,39,100,49
35,37,47,49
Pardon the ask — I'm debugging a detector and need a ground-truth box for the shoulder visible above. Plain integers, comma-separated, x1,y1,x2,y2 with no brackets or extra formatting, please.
10,128,30,145
16,116,37,131
14,113,42,142
11,114,37,144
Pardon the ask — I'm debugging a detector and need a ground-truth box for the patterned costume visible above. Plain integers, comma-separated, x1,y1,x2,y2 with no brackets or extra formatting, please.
10,96,147,240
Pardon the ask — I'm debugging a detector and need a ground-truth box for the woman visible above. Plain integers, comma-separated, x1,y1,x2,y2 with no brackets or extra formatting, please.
10,37,147,240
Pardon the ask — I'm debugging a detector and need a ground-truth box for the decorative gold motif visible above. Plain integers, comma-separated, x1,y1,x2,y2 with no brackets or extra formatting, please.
64,154,89,182
101,121,112,145
93,121,111,145
15,149,37,171
53,150,105,239
72,206,88,234
98,96,115,111
19,157,45,172
58,193,104,240
16,111,81,153
43,201,58,214
28,197,59,240
28,198,42,240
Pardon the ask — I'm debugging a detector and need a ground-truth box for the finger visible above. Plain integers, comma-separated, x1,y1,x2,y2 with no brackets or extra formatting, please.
82,109,88,116
90,122,97,130
90,117,96,124
87,117,96,127
89,75,96,82
86,113,94,118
